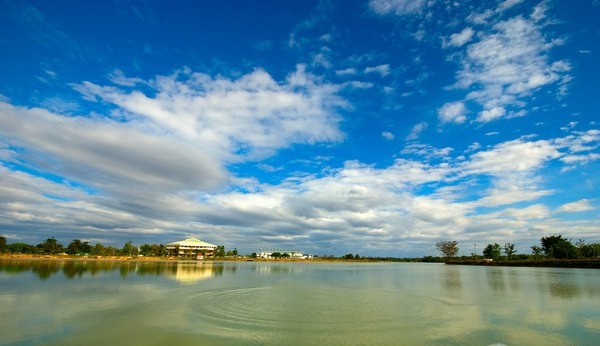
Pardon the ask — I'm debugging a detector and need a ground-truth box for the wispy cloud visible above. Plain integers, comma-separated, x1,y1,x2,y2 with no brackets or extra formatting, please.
368,0,427,16
449,9,571,123
556,199,595,213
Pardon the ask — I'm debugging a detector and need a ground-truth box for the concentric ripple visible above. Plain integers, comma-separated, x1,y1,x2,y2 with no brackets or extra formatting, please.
184,285,439,345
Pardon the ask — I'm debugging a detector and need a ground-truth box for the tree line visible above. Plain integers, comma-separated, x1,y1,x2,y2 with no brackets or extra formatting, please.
0,236,234,258
435,235,600,260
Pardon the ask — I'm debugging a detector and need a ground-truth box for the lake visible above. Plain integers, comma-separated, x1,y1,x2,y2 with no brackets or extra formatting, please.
0,260,598,346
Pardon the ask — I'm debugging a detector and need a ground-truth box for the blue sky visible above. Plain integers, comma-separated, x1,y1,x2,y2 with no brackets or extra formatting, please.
1,0,599,257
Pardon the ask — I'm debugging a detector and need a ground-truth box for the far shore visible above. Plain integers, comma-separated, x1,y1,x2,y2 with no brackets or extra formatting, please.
446,258,600,269
0,253,363,263
2,254,600,268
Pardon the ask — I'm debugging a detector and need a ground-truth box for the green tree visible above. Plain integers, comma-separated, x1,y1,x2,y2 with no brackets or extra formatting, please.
483,243,501,259
503,242,516,260
66,239,91,255
435,241,459,258
531,245,543,258
213,245,225,257
271,252,282,258
139,244,152,256
92,243,106,256
540,235,577,259
121,240,137,256
575,239,600,258
8,243,36,254
0,236,7,253
343,253,355,260
37,237,63,255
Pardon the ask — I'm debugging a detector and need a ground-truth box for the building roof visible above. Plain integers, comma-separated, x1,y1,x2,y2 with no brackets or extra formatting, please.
166,238,217,248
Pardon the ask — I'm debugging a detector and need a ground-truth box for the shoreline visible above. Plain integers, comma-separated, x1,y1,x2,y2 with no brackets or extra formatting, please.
446,259,600,269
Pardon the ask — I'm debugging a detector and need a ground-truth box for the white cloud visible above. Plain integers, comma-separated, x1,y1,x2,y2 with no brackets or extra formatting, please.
406,122,427,141
477,106,506,122
465,138,560,176
556,199,595,213
336,67,357,76
382,131,395,140
497,0,524,13
438,101,467,124
0,102,227,191
365,64,391,77
368,0,427,16
445,27,475,48
75,65,347,162
452,13,570,121
499,204,550,220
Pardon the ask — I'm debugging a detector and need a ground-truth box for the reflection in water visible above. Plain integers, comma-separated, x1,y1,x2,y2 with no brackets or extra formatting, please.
441,266,462,296
1,261,599,346
0,259,228,282
486,268,506,292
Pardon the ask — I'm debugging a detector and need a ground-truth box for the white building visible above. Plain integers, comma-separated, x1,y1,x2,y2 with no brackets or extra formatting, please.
166,238,217,258
257,248,312,259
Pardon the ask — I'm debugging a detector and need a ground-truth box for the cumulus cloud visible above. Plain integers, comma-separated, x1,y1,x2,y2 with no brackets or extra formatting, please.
75,65,347,162
477,106,506,122
464,138,560,176
438,101,467,124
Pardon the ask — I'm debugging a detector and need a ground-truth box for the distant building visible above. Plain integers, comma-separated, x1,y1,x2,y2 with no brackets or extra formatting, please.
166,238,217,258
257,248,312,259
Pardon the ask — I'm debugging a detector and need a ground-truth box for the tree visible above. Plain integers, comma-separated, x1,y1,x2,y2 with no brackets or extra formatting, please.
343,253,355,260
531,245,543,258
66,239,91,255
483,243,501,259
214,245,225,257
503,242,516,260
575,239,600,258
435,241,459,258
121,240,137,257
0,236,7,253
8,243,36,254
37,237,63,255
540,235,577,259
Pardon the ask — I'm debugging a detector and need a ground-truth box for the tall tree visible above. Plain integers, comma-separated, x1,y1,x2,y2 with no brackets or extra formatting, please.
0,236,7,253
435,241,459,258
121,240,137,256
503,242,516,260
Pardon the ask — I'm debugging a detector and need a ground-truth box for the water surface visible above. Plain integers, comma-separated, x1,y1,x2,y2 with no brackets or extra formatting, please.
1,260,598,346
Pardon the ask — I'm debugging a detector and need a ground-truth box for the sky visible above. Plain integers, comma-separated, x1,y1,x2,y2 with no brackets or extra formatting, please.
0,0,599,257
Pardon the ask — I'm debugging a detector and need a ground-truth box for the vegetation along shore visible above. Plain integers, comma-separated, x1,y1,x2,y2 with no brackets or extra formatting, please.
1,234,599,268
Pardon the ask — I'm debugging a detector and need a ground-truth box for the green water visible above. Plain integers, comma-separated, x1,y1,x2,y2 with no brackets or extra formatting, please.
0,260,598,346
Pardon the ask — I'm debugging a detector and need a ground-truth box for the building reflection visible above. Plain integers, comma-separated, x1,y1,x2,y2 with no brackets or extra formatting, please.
0,259,226,281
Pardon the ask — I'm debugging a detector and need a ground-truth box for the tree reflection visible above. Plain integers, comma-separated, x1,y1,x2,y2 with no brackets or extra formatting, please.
0,260,227,281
